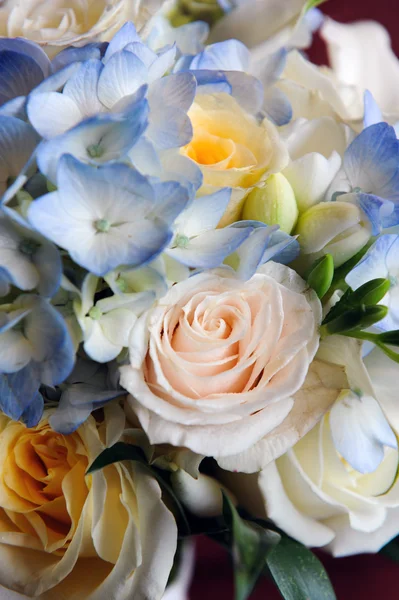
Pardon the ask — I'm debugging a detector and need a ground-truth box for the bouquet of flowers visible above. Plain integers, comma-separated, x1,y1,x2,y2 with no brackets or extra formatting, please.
0,0,399,598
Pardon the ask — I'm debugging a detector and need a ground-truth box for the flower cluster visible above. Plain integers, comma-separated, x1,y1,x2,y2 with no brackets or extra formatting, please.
1,0,399,598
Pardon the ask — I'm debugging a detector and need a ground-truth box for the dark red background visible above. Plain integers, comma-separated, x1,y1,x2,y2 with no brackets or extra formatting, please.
190,0,399,597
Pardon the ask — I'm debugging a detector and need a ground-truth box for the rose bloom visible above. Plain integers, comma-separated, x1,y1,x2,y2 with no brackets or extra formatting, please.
0,403,176,599
120,263,347,473
0,0,163,57
181,93,288,226
224,338,399,557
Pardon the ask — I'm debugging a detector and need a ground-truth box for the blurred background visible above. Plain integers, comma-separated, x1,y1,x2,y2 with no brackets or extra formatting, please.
190,0,399,598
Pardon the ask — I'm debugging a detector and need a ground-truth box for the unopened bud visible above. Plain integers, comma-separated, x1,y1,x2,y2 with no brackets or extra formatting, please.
306,254,334,299
242,173,298,234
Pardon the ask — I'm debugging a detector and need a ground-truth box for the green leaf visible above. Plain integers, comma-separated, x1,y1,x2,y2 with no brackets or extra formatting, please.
306,254,334,299
321,305,388,337
223,494,281,600
304,0,328,12
88,442,191,535
378,329,399,346
267,536,336,600
350,278,390,306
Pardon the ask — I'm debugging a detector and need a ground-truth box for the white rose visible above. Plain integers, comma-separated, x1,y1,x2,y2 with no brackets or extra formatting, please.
0,0,164,57
0,403,177,599
227,337,399,557
120,262,347,473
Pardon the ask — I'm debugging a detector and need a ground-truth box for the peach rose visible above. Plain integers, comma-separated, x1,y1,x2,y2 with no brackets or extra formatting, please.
119,262,346,472
181,93,288,226
0,403,177,600
0,0,163,57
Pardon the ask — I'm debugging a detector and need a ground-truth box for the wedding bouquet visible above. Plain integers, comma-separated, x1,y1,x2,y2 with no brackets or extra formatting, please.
0,0,399,598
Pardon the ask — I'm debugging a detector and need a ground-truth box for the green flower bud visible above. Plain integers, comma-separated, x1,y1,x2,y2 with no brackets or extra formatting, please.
306,254,334,299
321,305,388,337
378,330,399,346
350,278,391,306
169,0,224,26
295,201,372,269
242,173,298,234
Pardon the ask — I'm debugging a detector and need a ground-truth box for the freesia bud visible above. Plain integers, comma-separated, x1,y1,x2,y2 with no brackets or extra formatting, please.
295,201,372,268
242,173,298,234
306,254,334,299
321,305,388,336
379,330,399,346
350,278,391,306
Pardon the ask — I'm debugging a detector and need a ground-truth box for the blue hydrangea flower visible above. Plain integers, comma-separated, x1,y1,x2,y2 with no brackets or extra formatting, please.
0,295,75,426
28,156,191,276
0,213,61,298
329,123,399,230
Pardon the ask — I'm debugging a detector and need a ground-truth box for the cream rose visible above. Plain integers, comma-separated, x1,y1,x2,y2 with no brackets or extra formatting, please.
226,338,399,557
0,0,163,57
181,93,288,226
120,262,346,472
0,403,177,600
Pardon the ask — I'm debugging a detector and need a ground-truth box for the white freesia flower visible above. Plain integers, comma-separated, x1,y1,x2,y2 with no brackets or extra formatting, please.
282,117,350,212
226,337,399,557
120,261,346,472
0,0,165,57
0,403,177,599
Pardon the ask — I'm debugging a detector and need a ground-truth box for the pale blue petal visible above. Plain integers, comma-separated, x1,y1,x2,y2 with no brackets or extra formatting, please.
0,38,50,77
364,90,383,129
0,364,41,421
0,115,39,182
25,299,75,386
0,267,10,297
52,43,106,71
34,241,62,298
63,59,104,115
160,151,203,194
0,309,32,334
262,86,292,126
0,50,45,105
344,123,399,202
148,45,176,81
345,234,397,289
167,226,252,268
0,96,26,119
192,69,232,95
261,229,300,265
147,105,192,149
21,390,43,427
225,71,264,114
124,41,157,68
27,92,83,138
30,61,81,95
176,188,231,238
256,48,287,86
330,392,397,474
103,22,141,63
98,50,147,109
189,40,250,72
50,384,120,434
129,136,162,176
152,180,191,223
229,224,275,280
355,192,387,236
148,72,196,112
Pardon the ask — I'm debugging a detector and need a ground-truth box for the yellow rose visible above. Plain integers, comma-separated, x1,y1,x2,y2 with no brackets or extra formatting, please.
181,93,289,226
0,0,164,57
0,404,177,600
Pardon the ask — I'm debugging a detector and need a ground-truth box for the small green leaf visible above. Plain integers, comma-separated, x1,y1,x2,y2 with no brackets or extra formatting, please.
223,494,281,600
321,305,388,337
350,278,390,306
88,442,191,535
306,254,334,299
378,329,399,346
267,536,336,600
